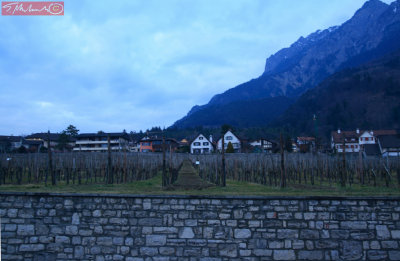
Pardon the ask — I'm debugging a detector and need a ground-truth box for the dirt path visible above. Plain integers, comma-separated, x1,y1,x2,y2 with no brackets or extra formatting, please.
170,159,214,190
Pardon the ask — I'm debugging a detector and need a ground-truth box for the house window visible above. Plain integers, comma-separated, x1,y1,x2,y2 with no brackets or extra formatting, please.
351,145,354,148
203,142,209,146
365,137,369,141
226,136,233,140
199,137,203,140
193,142,200,146
141,142,150,146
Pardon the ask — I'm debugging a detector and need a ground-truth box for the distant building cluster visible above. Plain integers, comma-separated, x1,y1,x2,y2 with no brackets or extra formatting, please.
331,129,400,157
1,128,399,157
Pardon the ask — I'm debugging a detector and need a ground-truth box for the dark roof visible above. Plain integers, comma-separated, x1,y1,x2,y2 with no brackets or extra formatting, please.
250,138,277,144
332,129,397,143
189,133,212,146
77,132,129,140
140,137,179,144
0,136,22,142
378,135,400,148
372,130,397,136
331,131,360,143
26,133,61,141
364,144,381,156
297,137,315,141
216,131,243,142
23,139,43,146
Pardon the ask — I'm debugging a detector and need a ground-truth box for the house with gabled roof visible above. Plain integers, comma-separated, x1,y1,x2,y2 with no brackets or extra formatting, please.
217,130,241,153
249,138,276,153
139,136,179,152
190,134,214,154
331,128,397,154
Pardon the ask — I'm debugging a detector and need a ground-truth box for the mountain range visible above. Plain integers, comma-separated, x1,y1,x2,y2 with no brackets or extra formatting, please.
172,0,400,135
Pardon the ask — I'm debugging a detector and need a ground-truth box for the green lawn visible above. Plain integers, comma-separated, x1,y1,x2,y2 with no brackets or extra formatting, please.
0,174,399,196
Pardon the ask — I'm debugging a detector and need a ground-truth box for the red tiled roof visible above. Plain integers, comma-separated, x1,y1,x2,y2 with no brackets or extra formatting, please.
331,129,397,143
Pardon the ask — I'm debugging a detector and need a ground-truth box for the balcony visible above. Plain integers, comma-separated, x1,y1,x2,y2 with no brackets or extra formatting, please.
75,140,120,145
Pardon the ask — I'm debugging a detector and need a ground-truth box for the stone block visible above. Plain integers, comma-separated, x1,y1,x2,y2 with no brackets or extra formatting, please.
218,244,237,258
19,244,45,252
298,250,323,260
65,225,78,235
268,240,284,249
277,229,298,239
382,241,399,249
55,236,70,244
159,247,175,255
367,250,388,260
389,251,400,261
146,235,166,246
273,250,295,260
72,213,80,225
376,225,391,240
74,246,84,259
234,229,251,239
17,224,34,236
138,218,162,226
300,229,319,239
179,227,195,239
391,230,400,239
341,221,367,230
341,241,362,260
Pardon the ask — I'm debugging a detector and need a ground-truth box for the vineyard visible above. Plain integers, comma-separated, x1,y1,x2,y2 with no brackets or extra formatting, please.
0,152,399,190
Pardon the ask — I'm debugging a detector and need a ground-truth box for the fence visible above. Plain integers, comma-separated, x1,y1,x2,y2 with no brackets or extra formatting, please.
0,152,399,188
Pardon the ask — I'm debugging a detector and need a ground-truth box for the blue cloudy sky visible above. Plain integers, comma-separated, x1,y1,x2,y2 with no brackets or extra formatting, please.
0,0,394,135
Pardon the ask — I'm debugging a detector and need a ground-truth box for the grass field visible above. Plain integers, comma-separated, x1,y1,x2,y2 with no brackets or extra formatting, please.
0,174,399,196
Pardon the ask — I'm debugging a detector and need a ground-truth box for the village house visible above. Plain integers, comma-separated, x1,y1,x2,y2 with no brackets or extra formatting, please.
25,132,76,149
73,132,129,152
331,128,397,155
190,134,214,154
139,137,179,152
378,135,400,157
0,135,24,152
217,130,241,153
249,138,275,153
296,136,315,153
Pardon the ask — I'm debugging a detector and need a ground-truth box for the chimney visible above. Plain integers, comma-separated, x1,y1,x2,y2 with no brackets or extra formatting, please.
209,135,213,143
356,128,360,134
337,129,341,134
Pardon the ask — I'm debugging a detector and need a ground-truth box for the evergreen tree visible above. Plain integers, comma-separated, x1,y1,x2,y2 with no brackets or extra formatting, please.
226,142,235,153
65,125,79,137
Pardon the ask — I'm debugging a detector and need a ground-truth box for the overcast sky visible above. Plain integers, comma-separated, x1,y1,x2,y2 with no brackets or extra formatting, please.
0,0,394,135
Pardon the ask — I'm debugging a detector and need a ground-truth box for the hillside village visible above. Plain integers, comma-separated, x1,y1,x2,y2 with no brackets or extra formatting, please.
1,127,399,157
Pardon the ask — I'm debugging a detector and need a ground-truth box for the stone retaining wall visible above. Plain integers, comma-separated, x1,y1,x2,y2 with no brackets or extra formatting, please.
1,192,400,260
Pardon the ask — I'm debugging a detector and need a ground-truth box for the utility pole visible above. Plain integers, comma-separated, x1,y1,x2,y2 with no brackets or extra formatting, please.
162,134,167,187
280,133,286,188
341,136,346,187
313,114,318,153
107,135,113,184
221,132,226,187
47,130,55,185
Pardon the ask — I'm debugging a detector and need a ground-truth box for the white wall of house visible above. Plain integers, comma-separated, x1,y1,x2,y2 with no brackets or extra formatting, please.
359,131,376,145
190,134,213,154
217,131,241,152
334,143,360,153
250,139,273,151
